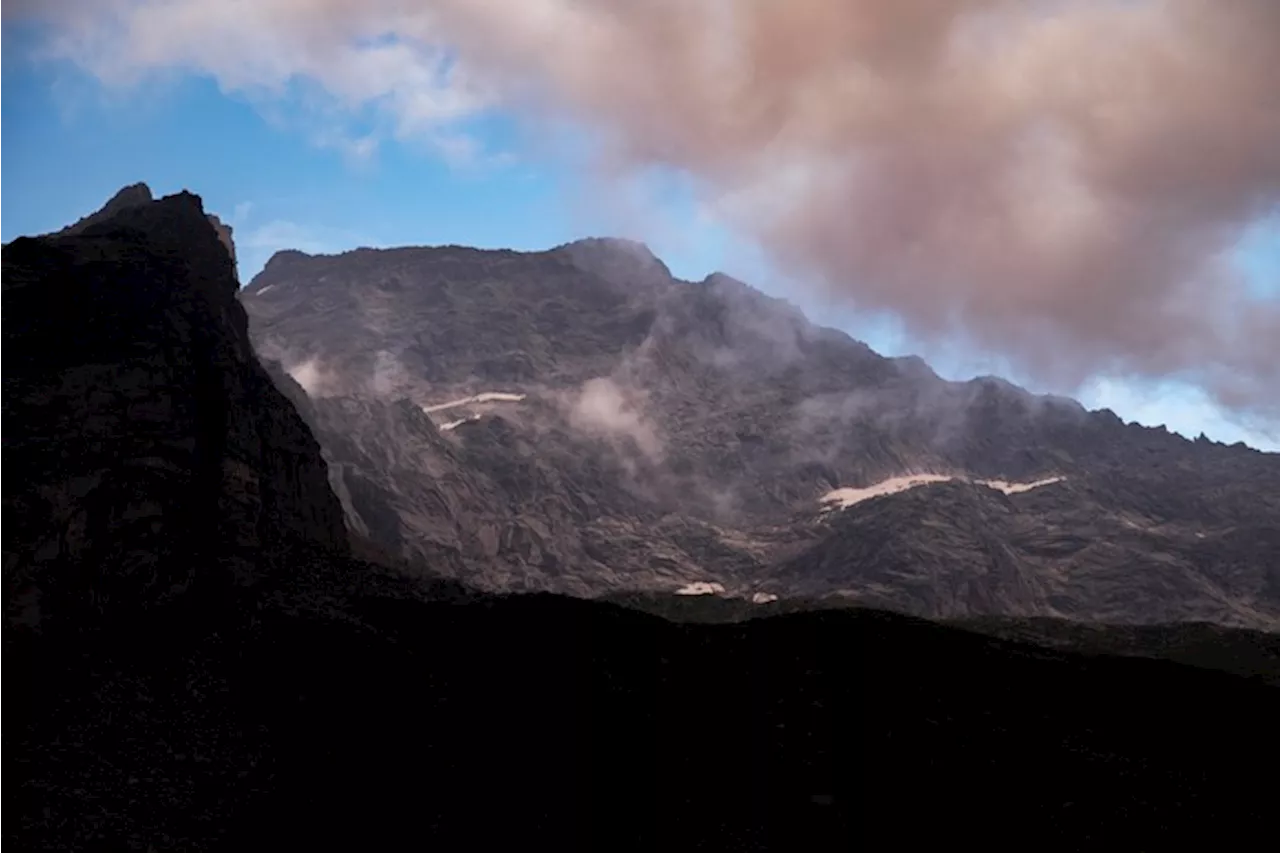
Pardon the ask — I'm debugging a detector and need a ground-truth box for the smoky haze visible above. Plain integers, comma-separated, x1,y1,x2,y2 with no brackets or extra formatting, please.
21,0,1280,416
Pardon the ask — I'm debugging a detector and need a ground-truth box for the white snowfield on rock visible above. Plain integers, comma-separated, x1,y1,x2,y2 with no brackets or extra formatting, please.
820,474,1065,511
668,585,777,604
439,415,482,432
674,582,726,596
421,391,527,413
422,391,527,430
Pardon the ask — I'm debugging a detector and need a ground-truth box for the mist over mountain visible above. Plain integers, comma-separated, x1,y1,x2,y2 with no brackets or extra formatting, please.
240,234,1280,628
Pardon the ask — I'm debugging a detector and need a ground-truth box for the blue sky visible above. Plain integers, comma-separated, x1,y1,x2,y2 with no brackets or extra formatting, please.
4,22,1277,450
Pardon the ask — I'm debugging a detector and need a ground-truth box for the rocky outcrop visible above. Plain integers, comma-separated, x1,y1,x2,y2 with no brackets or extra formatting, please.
57,183,240,280
2,187,345,632
205,212,239,281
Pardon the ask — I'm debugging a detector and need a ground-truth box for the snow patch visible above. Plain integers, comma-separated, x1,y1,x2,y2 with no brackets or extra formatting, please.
439,414,482,431
820,474,954,510
979,476,1065,495
675,582,726,596
255,284,275,296
752,592,779,604
422,391,527,414
820,474,1065,510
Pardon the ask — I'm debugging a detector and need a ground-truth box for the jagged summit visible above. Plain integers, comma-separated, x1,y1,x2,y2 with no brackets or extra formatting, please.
43,183,241,282
55,181,154,236
103,180,154,209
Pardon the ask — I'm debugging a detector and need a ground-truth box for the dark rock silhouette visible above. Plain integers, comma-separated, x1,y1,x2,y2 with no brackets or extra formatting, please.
4,186,1279,851
3,186,345,633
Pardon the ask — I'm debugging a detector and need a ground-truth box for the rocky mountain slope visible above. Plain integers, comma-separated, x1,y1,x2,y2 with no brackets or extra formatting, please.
241,237,1280,628
7,186,1280,850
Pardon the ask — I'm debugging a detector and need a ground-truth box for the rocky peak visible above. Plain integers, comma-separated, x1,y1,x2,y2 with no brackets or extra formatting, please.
55,181,154,236
3,187,347,633
101,181,155,212
558,236,673,290
264,248,313,271
53,182,239,279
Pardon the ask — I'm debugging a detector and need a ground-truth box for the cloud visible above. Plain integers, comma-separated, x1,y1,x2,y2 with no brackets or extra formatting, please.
229,201,255,227
371,349,409,397
421,0,1280,415
287,356,340,398
23,0,500,165
567,377,663,460
23,0,1280,420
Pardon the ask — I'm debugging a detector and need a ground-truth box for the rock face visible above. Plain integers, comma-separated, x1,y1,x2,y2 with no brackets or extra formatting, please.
3,186,345,632
241,240,1280,628
204,213,239,282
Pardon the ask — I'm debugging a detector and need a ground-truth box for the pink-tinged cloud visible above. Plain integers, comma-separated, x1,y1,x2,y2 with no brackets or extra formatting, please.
21,0,1280,416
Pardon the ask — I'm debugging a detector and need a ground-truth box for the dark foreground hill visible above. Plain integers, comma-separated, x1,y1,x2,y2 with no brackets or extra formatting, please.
12,588,1280,851
4,187,1279,851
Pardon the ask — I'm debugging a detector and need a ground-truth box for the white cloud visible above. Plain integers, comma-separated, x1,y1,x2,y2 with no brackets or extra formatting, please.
567,377,663,460
287,356,340,397
229,201,255,227
18,1,1279,447
29,0,503,165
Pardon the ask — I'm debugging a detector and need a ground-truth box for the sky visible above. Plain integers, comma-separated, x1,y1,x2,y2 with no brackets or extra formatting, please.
3,4,1278,451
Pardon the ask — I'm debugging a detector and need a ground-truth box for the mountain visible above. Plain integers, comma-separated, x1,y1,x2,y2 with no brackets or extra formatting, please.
4,189,346,634
240,238,1280,628
6,185,1279,850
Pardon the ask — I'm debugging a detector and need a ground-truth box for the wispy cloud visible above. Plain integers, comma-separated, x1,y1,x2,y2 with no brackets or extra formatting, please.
22,0,505,168
17,0,1280,429
17,0,1280,417
229,201,255,227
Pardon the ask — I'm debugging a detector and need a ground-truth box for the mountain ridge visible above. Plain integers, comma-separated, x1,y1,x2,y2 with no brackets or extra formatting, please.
240,237,1280,627
243,242,1271,453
